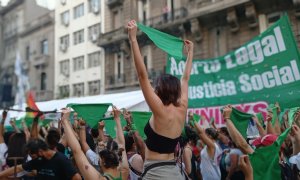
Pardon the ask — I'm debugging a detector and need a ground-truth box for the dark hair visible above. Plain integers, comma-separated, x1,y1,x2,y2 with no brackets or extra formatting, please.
86,130,96,151
106,139,118,152
5,132,27,167
99,149,119,169
154,74,181,106
205,128,219,140
219,127,230,138
46,128,61,150
3,131,14,146
125,133,134,152
25,139,49,154
90,128,99,138
182,125,198,146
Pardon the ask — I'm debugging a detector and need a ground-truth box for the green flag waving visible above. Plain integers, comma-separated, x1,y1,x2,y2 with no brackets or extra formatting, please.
137,23,184,59
229,108,253,139
249,127,291,180
103,111,152,139
288,107,300,126
67,103,112,128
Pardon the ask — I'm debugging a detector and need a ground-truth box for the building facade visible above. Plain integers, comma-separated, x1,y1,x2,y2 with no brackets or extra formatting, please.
98,0,300,93
0,0,54,107
54,0,104,99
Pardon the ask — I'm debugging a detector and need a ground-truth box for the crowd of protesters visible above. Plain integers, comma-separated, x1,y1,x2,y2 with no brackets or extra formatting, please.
0,20,299,180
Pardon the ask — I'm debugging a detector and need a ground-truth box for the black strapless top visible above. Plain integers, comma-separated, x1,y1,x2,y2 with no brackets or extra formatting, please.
144,121,180,154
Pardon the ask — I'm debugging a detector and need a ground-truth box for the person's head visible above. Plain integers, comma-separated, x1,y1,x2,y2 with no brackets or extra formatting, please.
250,134,278,149
86,130,96,151
182,125,198,146
46,127,61,150
154,74,181,107
6,132,27,166
90,128,99,138
125,133,135,152
205,128,219,141
106,139,118,152
218,127,232,146
25,139,49,159
99,149,119,169
3,131,14,146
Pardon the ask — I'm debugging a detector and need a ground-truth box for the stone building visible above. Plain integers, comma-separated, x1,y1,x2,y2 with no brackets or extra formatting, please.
98,0,300,93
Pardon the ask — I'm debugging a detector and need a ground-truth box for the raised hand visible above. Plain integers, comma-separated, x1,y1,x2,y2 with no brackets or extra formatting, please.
61,108,71,122
238,155,253,179
98,120,105,130
112,106,121,119
184,40,194,55
223,105,232,119
127,20,137,42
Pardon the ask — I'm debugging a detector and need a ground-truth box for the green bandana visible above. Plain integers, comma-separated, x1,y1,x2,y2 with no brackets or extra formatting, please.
223,107,253,139
256,112,264,128
137,23,184,59
249,127,291,180
288,107,300,126
268,104,278,126
67,103,111,128
103,111,152,139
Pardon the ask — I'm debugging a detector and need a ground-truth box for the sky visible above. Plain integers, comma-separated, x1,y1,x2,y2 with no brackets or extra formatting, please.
1,0,55,10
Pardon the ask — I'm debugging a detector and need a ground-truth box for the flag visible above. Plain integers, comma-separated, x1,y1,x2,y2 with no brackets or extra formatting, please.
224,107,253,139
288,107,300,126
25,91,42,126
268,104,278,126
256,112,264,127
249,127,291,180
14,51,30,109
104,111,152,139
137,23,184,59
67,103,112,128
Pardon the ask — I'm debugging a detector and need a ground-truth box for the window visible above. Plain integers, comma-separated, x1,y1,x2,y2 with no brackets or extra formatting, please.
73,83,84,97
267,12,282,27
74,3,84,19
88,80,100,95
41,39,48,55
112,8,122,29
73,29,84,45
73,56,84,71
41,72,47,90
143,56,148,70
59,85,69,98
25,46,30,61
60,35,69,47
114,52,124,81
88,0,100,13
88,51,101,68
60,59,70,76
61,10,69,26
88,23,101,42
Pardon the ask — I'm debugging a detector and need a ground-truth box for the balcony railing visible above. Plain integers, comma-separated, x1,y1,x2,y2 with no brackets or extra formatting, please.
98,27,127,47
145,7,188,28
35,90,53,102
107,74,126,88
106,0,124,9
33,54,50,67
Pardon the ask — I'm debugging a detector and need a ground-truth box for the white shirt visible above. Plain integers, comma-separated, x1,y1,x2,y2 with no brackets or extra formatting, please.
200,143,222,180
0,143,8,171
86,149,99,166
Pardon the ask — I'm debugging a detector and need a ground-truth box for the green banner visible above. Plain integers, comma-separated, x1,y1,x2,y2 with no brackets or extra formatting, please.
166,15,300,109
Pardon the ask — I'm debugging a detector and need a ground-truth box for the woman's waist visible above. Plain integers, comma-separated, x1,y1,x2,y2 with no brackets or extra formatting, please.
145,148,175,161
